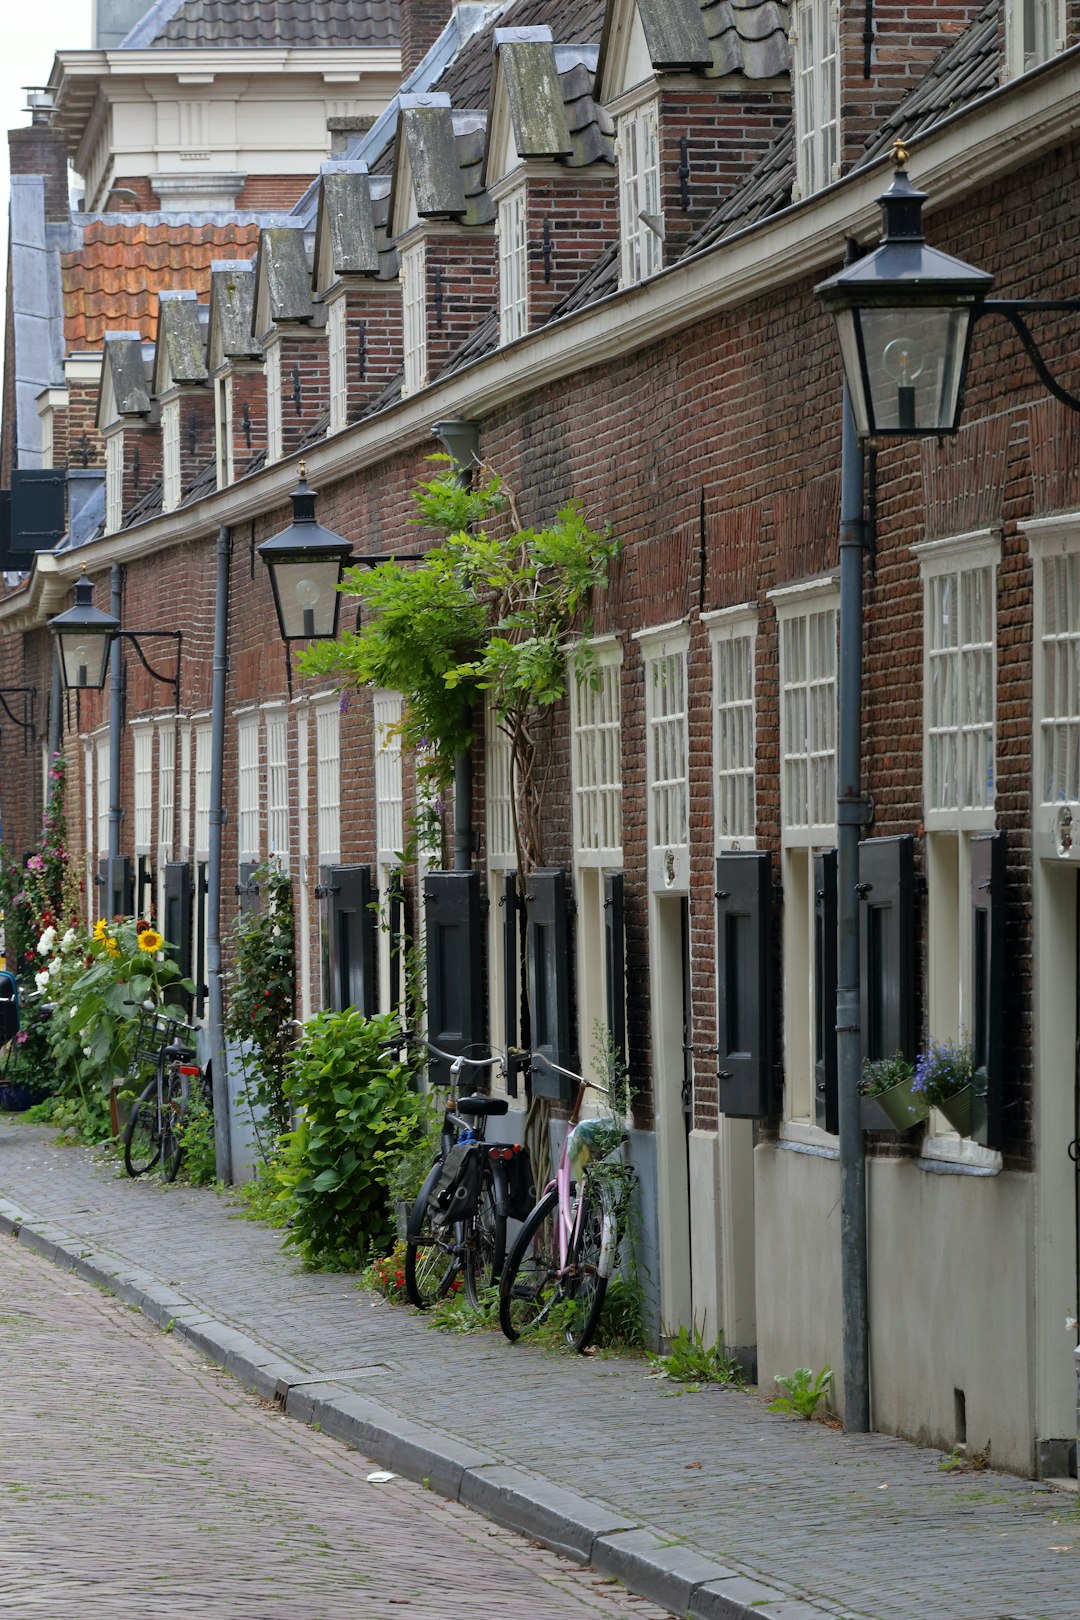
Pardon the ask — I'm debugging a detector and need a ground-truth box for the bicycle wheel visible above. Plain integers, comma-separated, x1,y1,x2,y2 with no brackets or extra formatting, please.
404,1183,459,1309
160,1067,188,1183
123,1077,161,1177
563,1186,607,1354
462,1164,505,1309
499,1186,561,1342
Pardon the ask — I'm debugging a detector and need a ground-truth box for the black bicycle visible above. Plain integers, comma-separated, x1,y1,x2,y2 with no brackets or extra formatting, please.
404,1043,533,1310
122,1008,202,1182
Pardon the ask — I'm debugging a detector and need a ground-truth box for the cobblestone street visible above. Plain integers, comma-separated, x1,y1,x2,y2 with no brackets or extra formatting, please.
0,1234,670,1619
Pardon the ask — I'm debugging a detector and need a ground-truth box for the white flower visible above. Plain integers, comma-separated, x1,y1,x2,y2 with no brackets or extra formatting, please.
60,928,76,952
82,1046,92,1058
34,968,50,991
48,956,62,977
37,926,56,956
69,1007,78,1020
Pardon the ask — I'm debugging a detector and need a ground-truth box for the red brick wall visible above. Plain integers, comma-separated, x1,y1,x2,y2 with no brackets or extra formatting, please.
422,231,497,378
400,0,451,77
275,327,330,456
658,88,792,263
175,389,217,500
236,175,317,211
340,282,404,419
523,173,619,328
65,383,104,471
120,422,162,520
228,365,268,475
108,176,158,211
8,124,69,221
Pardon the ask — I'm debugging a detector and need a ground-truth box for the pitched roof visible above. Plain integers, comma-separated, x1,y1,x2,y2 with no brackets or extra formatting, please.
683,120,794,252
861,0,1000,162
596,0,789,94
127,0,400,50
61,220,262,349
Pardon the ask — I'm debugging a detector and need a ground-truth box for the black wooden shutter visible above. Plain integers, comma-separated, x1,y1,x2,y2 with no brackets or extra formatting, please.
327,865,377,1017
237,861,261,916
715,852,772,1117
9,468,66,555
107,854,133,919
971,831,1006,1149
387,866,406,1020
424,870,485,1086
500,872,523,1097
96,856,108,907
162,861,193,1014
604,871,626,1069
195,861,209,1019
814,849,838,1134
858,835,916,1063
136,854,153,921
525,868,576,1100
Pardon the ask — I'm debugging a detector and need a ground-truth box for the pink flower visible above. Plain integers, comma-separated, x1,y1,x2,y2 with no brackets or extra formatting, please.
15,1032,27,1045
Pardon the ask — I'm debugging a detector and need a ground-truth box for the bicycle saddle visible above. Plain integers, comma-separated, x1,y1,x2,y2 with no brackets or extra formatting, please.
456,1094,509,1118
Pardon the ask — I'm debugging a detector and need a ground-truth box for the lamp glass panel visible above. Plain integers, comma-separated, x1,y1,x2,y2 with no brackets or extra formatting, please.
270,556,344,640
833,308,871,435
58,629,111,690
856,306,973,433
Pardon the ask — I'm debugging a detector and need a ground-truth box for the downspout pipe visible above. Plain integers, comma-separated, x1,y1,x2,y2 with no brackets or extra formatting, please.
207,525,233,1182
108,564,123,870
47,646,62,765
433,419,481,872
836,381,871,1433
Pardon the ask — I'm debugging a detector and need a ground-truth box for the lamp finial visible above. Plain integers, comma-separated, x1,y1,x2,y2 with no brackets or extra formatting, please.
890,138,910,171
298,458,307,482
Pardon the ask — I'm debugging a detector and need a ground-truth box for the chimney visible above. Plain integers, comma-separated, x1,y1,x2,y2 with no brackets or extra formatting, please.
400,0,454,77
8,114,69,223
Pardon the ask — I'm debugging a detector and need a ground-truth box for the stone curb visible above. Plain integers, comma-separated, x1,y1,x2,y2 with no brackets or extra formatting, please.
0,1197,842,1620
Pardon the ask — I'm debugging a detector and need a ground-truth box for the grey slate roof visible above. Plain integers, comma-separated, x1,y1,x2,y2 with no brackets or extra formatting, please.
153,291,209,391
207,261,261,367
546,238,619,319
684,120,794,251
314,167,381,280
495,31,575,159
441,309,498,377
104,333,153,417
862,0,1000,162
255,228,314,331
123,476,163,527
179,457,219,507
596,0,789,94
557,50,614,167
124,0,400,50
399,99,469,217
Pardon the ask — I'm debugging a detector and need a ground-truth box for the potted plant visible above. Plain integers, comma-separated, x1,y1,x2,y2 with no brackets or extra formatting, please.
859,1051,928,1132
911,1038,975,1137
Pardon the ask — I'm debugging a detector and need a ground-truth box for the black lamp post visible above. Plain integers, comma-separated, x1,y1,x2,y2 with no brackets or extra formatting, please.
257,463,354,642
47,571,119,690
816,154,993,436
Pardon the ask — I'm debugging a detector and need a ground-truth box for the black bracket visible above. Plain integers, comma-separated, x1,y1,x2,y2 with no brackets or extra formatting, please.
837,792,874,827
0,687,36,753
981,300,1080,415
117,629,183,713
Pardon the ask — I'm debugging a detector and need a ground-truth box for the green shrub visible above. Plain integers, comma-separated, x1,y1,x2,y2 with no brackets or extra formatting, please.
768,1365,833,1420
275,1008,429,1271
179,1094,217,1187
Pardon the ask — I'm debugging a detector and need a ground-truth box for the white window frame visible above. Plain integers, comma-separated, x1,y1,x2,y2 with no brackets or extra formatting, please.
914,530,1000,833
105,430,123,535
265,706,290,862
95,730,110,858
83,738,95,926
215,372,233,490
161,396,181,513
792,0,840,199
157,719,176,927
327,293,348,435
132,724,154,854
237,712,260,863
570,638,623,866
315,701,341,863
1025,517,1080,858
617,96,661,288
1006,0,1065,77
635,622,690,892
485,699,516,870
498,185,528,344
400,243,427,397
374,690,405,1010
194,721,212,861
705,607,758,850
265,341,282,464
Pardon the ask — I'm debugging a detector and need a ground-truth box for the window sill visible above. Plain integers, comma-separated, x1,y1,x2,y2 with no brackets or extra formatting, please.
779,1119,839,1160
918,1133,1002,1177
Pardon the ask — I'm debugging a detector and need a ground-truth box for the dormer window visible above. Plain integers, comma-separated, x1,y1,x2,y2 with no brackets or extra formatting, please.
1008,0,1064,75
161,398,181,512
106,431,123,535
498,186,528,344
617,98,661,287
327,295,348,435
215,374,233,490
266,342,282,463
792,0,839,199
400,243,427,397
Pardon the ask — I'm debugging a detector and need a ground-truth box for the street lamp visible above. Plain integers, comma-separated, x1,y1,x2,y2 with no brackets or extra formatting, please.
47,571,118,690
257,463,354,641
816,148,993,435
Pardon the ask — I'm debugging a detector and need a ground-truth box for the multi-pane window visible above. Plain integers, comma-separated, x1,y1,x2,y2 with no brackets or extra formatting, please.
133,727,154,852
194,722,212,858
793,0,839,198
486,701,515,866
618,100,661,287
328,295,348,435
647,635,689,861
157,723,175,854
709,613,757,845
215,373,233,490
570,647,622,861
316,703,341,862
237,714,260,861
106,431,123,534
84,739,95,924
1008,0,1064,74
265,710,290,859
265,342,282,463
779,602,837,836
498,187,528,344
924,562,995,819
161,398,181,512
374,692,404,863
96,733,110,856
400,244,427,397
1038,547,1080,804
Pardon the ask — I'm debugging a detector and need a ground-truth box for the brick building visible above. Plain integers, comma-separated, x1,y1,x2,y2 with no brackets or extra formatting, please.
3,0,1080,1477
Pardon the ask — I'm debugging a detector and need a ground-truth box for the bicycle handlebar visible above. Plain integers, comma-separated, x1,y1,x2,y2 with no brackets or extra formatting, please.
530,1051,606,1091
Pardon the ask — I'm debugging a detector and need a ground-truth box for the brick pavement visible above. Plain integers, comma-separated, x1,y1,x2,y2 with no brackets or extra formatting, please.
2,1117,1078,1619
0,1234,672,1619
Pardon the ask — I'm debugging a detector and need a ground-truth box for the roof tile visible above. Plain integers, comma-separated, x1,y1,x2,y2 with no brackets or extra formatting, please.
148,0,400,50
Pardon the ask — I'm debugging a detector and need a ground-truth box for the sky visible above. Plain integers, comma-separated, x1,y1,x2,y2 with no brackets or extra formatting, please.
1,3,91,375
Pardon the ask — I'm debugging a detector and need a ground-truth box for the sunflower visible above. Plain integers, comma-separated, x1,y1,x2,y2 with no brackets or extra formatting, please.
104,938,120,958
92,918,108,941
137,928,164,954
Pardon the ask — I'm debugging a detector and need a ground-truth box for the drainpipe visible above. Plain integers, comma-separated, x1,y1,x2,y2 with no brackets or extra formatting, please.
108,564,123,871
433,419,481,872
207,525,232,1182
837,381,871,1433
47,646,62,766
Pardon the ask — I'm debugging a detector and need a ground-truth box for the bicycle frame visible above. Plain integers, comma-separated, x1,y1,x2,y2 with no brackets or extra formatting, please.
533,1057,629,1285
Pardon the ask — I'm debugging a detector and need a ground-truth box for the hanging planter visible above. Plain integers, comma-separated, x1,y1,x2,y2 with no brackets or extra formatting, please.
912,1039,976,1139
935,1083,974,1138
859,1053,928,1133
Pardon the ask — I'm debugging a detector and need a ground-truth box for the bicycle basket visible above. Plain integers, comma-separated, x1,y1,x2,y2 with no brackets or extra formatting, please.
429,1142,483,1227
503,1144,535,1221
